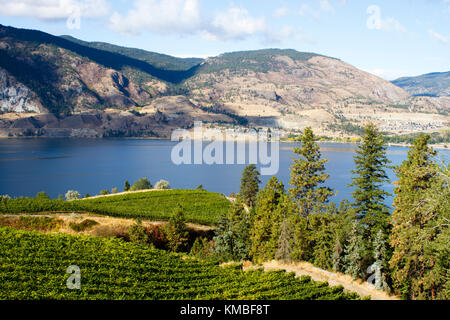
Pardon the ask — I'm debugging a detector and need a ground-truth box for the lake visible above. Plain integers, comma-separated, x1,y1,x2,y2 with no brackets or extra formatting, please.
0,138,448,208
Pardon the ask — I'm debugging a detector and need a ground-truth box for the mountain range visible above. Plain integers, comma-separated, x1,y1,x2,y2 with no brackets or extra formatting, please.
0,24,448,138
392,71,450,97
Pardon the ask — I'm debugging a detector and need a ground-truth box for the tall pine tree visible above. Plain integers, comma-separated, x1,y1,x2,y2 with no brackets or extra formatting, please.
239,164,261,207
250,177,286,263
349,122,391,238
289,127,333,222
389,134,449,299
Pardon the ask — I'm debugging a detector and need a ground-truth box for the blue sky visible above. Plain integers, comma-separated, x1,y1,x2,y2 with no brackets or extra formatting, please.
0,0,449,80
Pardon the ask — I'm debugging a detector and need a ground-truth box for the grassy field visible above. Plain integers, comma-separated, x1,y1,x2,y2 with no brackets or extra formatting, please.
0,226,360,300
0,190,230,225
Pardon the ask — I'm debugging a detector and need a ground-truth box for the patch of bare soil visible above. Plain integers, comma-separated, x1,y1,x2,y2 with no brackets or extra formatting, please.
244,260,399,300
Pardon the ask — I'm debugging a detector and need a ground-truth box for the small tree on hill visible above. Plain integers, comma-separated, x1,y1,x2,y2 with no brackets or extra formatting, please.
65,190,80,200
124,180,130,192
155,180,170,190
164,205,189,252
275,216,295,262
344,220,365,280
129,219,149,246
369,229,390,291
214,202,251,261
239,164,261,207
131,177,152,191
36,191,50,199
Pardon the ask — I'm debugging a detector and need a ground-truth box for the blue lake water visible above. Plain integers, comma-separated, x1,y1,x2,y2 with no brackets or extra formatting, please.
0,138,448,208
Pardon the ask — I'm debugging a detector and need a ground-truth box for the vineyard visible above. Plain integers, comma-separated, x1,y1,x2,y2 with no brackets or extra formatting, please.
0,190,230,225
0,226,361,300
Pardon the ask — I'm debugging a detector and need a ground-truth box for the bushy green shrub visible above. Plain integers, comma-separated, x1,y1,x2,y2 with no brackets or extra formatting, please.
69,219,99,232
128,220,149,245
131,178,152,191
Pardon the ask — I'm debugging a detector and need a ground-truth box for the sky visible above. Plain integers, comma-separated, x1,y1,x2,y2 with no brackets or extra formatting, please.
0,0,449,80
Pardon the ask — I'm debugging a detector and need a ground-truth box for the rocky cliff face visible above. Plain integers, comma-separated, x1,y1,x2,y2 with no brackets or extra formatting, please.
0,68,43,113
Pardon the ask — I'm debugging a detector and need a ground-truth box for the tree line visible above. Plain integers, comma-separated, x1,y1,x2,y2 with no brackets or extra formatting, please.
211,123,449,300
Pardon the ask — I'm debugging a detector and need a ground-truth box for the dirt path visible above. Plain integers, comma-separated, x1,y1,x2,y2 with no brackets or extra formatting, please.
244,260,398,300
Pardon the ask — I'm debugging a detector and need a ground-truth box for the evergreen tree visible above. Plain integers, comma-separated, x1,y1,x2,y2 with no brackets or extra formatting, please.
239,164,261,207
369,229,390,291
164,204,189,252
349,122,391,238
250,177,286,263
214,202,251,261
343,220,364,280
124,180,130,192
332,200,357,273
309,210,337,270
275,217,295,262
289,127,333,222
390,135,448,299
332,236,344,273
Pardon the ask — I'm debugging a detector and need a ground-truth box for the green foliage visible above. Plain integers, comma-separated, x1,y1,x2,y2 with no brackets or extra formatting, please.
69,219,99,232
111,187,118,194
289,127,333,221
36,191,50,199
343,221,365,280
275,216,295,262
384,131,450,145
124,180,131,192
390,135,449,299
214,202,251,262
100,189,110,195
0,226,360,300
198,49,322,75
128,220,149,246
250,177,286,263
369,229,390,292
190,237,216,260
349,123,391,238
163,205,189,252
239,164,261,207
0,190,230,225
130,177,152,191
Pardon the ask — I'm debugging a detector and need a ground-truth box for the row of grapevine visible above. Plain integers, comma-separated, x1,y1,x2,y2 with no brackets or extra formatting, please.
0,226,361,300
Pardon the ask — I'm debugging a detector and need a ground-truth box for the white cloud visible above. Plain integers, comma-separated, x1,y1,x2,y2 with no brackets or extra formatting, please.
445,0,450,13
429,29,449,43
298,4,320,20
273,7,289,18
109,1,272,41
208,7,267,41
109,0,201,35
319,0,334,12
366,5,406,33
0,0,110,20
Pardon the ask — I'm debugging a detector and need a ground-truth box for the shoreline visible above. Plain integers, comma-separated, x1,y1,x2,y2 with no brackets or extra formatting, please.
0,135,448,150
